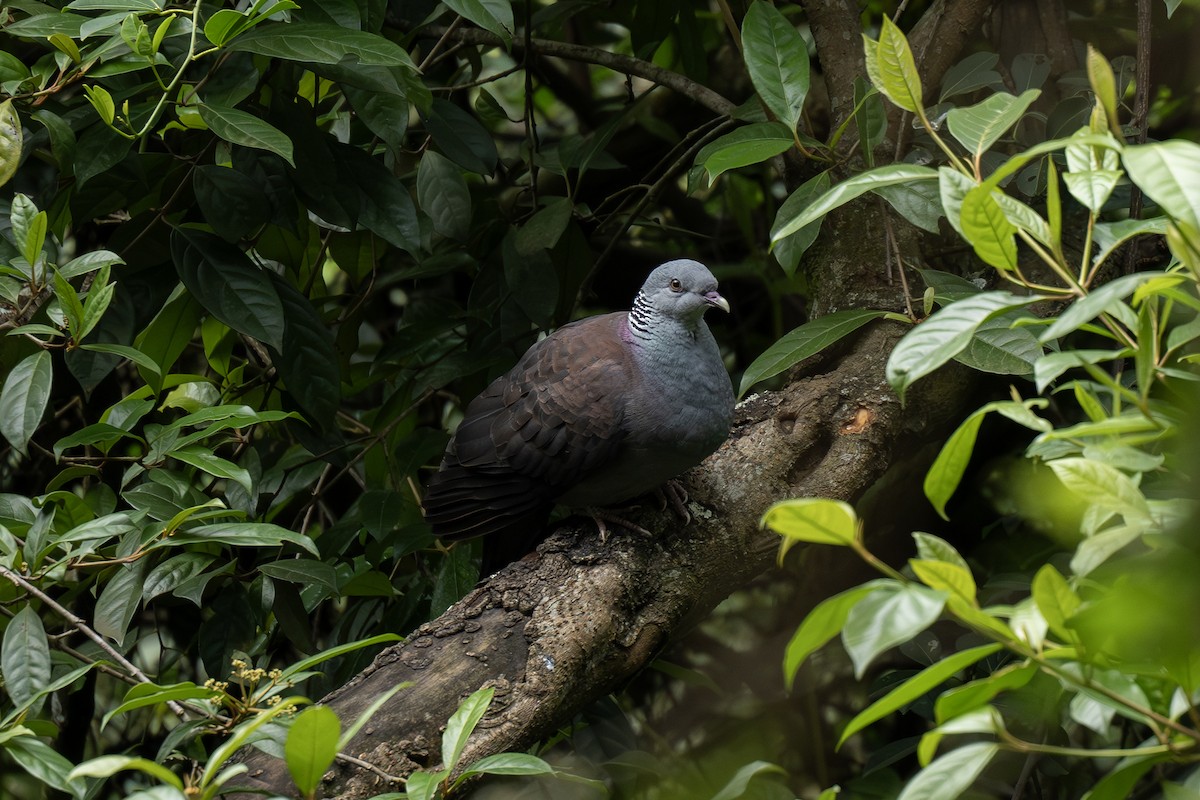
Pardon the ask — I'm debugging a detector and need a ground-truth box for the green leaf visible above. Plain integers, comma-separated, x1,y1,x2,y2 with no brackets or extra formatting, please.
939,52,1001,102
837,643,1001,747
761,498,859,546
1085,45,1120,133
102,682,222,729
83,84,116,126
937,167,973,237
772,164,937,241
699,122,794,181
514,197,573,257
286,705,341,796
339,682,410,750
443,687,494,770
1,606,52,710
278,634,403,683
0,99,22,189
911,560,977,614
68,755,183,790
897,742,998,800
709,760,786,800
171,228,286,350
267,274,341,430
426,98,498,175
739,310,889,396
3,733,84,795
78,343,162,380
784,585,880,690
1047,457,1152,522
960,185,1017,270
886,292,1036,401
1082,753,1172,800
405,770,446,800
94,560,149,645
866,16,923,114
259,559,339,593
945,90,1040,157
955,312,1042,375
923,400,1047,519
843,582,946,678
1041,272,1169,342
162,522,319,555
742,1,810,133
1030,563,1079,641
193,164,271,242
431,545,479,617
771,171,832,275
935,662,1036,724
226,23,417,69
1123,140,1200,231
59,249,124,279
912,532,969,571
204,697,308,787
443,0,514,47
461,752,556,779
53,269,85,337
170,446,254,493
198,104,294,166
11,194,46,269
0,351,53,455
417,151,472,241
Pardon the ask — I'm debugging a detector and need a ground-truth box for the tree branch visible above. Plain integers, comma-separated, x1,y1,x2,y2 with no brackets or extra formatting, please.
416,26,737,118
229,322,971,799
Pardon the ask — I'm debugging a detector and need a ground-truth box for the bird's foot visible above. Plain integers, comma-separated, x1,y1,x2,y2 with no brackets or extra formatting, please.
587,508,653,543
656,479,691,524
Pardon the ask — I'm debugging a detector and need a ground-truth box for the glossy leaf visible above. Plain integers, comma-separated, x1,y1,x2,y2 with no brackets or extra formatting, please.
1123,140,1200,230
946,90,1040,157
699,122,793,181
742,1,810,132
259,559,339,592
443,0,513,47
94,560,149,645
226,22,417,68
886,292,1036,401
3,734,83,795
286,705,341,796
171,228,286,350
417,151,472,241
443,687,494,770
762,498,859,546
199,104,294,166
960,185,1017,270
101,682,222,729
843,583,946,678
1047,458,1152,522
68,755,184,791
939,52,1001,102
1030,564,1079,641
461,752,556,779
955,313,1042,375
739,309,889,396
837,643,1001,747
771,171,832,275
773,164,937,241
0,351,53,455
1085,45,1120,133
268,274,341,429
897,742,998,800
162,523,319,555
784,585,880,690
426,98,498,175
1,606,52,710
866,16,922,114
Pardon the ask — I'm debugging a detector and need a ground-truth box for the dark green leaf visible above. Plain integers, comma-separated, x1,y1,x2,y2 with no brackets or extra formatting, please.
2,734,82,795
143,553,216,602
742,1,809,133
267,273,341,428
710,760,787,800
699,122,793,181
431,546,479,618
199,104,294,166
771,171,832,275
226,22,417,69
739,310,889,396
259,559,339,593
0,100,21,189
783,585,880,690
426,99,498,175
171,227,286,350
417,151,472,241
74,123,132,187
193,164,271,241
0,351,53,455
773,164,938,241
443,0,514,46
94,560,149,645
1,606,52,710
162,522,319,555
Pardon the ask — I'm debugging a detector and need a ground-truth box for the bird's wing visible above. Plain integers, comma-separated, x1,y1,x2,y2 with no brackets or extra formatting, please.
424,313,631,540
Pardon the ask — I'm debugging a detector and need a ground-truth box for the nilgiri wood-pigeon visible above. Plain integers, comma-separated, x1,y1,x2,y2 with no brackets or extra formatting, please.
423,260,734,566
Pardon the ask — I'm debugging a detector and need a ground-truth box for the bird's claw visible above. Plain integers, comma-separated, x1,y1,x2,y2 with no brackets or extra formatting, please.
656,479,692,524
588,509,653,542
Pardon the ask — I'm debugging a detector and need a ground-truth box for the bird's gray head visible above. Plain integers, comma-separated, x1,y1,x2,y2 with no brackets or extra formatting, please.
636,259,730,324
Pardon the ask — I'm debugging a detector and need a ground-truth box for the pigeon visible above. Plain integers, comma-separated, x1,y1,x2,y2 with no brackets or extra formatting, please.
423,259,734,565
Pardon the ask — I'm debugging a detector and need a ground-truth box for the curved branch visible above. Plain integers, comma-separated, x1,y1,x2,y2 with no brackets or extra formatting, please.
416,26,738,118
228,322,971,799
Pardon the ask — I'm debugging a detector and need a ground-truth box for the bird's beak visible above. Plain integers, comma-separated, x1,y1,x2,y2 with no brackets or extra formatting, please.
704,290,730,313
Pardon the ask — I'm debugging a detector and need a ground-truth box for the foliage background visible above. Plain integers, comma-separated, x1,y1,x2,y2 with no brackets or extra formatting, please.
0,0,1198,798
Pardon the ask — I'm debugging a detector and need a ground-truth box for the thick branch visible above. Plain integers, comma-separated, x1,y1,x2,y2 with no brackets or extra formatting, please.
229,323,970,799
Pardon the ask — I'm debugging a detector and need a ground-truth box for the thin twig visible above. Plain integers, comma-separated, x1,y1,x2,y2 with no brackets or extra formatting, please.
1124,0,1152,276
0,564,189,720
335,752,403,784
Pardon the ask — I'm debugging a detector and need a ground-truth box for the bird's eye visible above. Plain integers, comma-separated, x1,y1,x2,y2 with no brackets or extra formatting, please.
669,278,682,291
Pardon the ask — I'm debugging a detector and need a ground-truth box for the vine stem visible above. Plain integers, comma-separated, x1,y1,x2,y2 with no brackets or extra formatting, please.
0,564,189,720
130,0,205,140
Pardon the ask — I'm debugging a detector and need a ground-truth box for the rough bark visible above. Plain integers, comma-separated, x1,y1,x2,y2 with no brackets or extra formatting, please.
229,322,970,798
